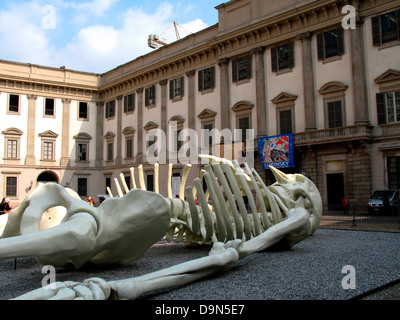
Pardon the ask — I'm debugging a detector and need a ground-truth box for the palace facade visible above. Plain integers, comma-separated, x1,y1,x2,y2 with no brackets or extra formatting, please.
1,0,399,209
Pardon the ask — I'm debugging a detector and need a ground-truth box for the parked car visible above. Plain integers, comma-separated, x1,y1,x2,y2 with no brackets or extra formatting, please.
367,190,400,215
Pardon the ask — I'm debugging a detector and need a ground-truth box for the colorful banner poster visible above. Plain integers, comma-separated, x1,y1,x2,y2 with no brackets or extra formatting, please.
257,134,294,169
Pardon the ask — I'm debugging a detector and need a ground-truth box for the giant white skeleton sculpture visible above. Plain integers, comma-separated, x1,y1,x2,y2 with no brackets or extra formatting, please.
0,156,322,300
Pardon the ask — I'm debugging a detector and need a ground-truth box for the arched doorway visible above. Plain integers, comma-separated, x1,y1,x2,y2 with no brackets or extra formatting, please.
37,171,59,184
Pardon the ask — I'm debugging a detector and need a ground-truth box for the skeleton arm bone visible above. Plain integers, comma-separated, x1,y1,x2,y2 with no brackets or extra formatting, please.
14,243,239,300
233,205,310,259
108,245,239,300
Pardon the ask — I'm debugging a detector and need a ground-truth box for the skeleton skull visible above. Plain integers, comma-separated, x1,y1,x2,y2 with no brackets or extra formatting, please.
268,166,322,248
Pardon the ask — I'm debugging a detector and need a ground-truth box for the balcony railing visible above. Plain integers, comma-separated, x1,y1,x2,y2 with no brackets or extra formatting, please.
294,124,373,146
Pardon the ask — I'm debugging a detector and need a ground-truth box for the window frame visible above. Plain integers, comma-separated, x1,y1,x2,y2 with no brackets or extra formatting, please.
105,100,116,119
232,55,252,82
198,66,216,92
145,85,156,107
372,9,400,47
376,90,400,125
170,77,185,100
124,93,135,114
44,97,56,117
8,94,20,114
2,128,23,162
316,27,344,61
78,101,89,120
271,42,294,73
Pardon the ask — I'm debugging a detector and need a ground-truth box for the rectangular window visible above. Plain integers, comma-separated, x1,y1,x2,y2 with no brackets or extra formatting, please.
317,27,344,60
77,143,88,161
7,140,18,158
44,98,55,116
170,77,184,99
77,178,87,197
105,100,115,118
388,156,400,189
279,109,293,134
198,66,215,91
202,123,214,150
106,177,111,193
125,176,131,190
126,138,133,158
372,10,400,46
376,91,400,124
145,86,156,106
232,56,252,82
271,42,294,72
107,142,114,161
238,117,250,141
124,93,135,113
327,100,343,128
6,177,17,197
78,102,88,119
43,141,54,160
9,94,19,113
146,174,154,192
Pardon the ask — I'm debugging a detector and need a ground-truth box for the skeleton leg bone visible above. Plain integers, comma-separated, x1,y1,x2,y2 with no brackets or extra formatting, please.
0,213,98,268
13,205,309,300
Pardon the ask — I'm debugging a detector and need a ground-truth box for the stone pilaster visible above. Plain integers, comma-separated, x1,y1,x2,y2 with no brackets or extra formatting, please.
351,16,370,124
115,95,123,166
25,95,37,165
60,98,71,166
136,88,144,163
218,58,231,130
95,101,104,167
186,70,196,130
251,46,267,136
297,32,317,131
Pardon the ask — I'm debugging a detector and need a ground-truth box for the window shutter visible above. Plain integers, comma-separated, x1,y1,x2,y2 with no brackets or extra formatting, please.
145,88,149,106
123,96,127,113
288,42,295,68
397,9,400,40
169,80,174,99
271,47,278,72
246,55,252,79
376,92,386,125
210,66,215,89
337,27,344,56
232,58,238,82
180,76,184,97
371,16,381,46
317,33,325,60
198,70,204,91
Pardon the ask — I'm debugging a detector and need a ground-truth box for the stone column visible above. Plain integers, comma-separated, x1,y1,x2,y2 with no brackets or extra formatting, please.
186,70,196,130
297,32,317,131
251,46,267,136
25,95,37,165
60,98,71,166
218,58,231,130
160,79,168,161
351,17,370,124
136,88,144,163
115,95,123,166
95,102,104,167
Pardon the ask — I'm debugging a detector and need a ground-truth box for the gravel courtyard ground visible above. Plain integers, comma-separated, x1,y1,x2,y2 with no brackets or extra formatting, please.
0,228,399,301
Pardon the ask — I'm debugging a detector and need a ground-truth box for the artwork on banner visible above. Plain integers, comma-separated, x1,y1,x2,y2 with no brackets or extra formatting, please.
257,134,294,169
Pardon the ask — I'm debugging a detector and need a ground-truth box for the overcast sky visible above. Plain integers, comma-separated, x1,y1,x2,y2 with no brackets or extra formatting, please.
0,0,223,73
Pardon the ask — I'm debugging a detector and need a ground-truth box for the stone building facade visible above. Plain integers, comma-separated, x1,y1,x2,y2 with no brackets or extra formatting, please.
0,0,399,210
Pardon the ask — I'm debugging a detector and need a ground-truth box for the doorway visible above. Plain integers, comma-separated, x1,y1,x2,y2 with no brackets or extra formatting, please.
37,171,59,184
326,173,344,210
